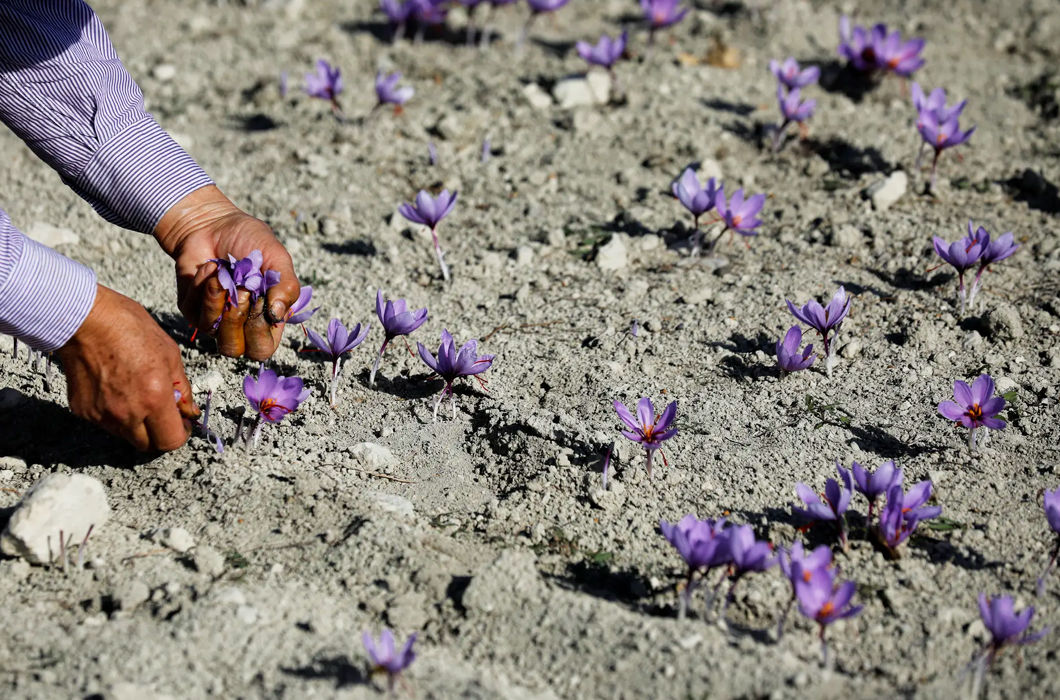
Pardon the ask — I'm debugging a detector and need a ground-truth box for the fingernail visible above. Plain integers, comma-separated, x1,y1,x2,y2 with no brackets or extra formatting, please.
269,301,288,324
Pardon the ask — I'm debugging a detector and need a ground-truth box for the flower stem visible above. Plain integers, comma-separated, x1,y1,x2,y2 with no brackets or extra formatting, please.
432,386,448,422
645,448,654,480
776,594,794,640
1037,541,1060,597
431,227,450,282
929,149,940,193
678,570,695,620
249,415,264,451
329,358,342,408
772,120,789,153
369,338,390,386
968,426,978,453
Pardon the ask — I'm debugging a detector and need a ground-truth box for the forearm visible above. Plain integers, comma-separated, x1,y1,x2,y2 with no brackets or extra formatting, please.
0,208,96,351
0,0,212,234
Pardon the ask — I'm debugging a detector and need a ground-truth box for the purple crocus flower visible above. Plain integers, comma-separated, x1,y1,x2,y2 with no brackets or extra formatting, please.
776,542,833,639
775,325,815,373
576,32,628,70
399,189,458,281
720,525,776,619
793,464,853,548
526,0,569,13
408,0,447,41
363,629,416,690
850,459,902,520
770,57,820,89
795,568,862,664
714,186,765,243
938,374,1006,452
613,397,678,480
285,286,319,326
380,0,412,41
242,368,311,447
305,59,343,112
786,286,851,377
967,223,1019,311
671,167,719,253
211,250,265,307
912,84,975,192
375,71,414,108
878,481,941,554
1039,488,1060,595
874,28,925,77
932,225,987,315
838,17,886,72
774,86,816,152
660,515,731,618
370,290,429,386
307,318,371,407
417,329,494,421
977,594,1048,665
641,0,688,36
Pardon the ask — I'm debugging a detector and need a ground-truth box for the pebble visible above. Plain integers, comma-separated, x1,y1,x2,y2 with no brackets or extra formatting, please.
0,473,111,565
683,286,711,305
194,545,226,578
24,222,80,247
160,527,195,554
985,305,1023,341
552,71,611,108
867,171,908,211
116,580,151,610
152,63,177,82
840,339,863,358
369,492,415,518
831,224,863,248
348,442,398,471
195,370,224,393
595,234,627,271
523,83,553,110
513,245,534,266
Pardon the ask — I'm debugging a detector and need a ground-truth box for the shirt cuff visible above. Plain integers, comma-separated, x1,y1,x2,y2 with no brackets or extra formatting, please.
0,233,97,352
73,116,214,234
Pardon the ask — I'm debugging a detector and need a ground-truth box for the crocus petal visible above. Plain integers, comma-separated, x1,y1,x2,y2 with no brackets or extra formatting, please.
636,397,654,429
970,374,995,406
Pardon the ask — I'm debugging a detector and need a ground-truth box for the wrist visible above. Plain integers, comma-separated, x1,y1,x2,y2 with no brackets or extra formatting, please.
153,185,243,258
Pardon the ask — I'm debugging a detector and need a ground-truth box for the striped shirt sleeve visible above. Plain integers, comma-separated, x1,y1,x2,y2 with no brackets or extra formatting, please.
0,208,97,351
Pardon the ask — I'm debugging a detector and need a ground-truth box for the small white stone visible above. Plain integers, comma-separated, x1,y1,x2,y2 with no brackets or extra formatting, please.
0,473,110,565
194,545,226,577
236,605,259,624
369,492,415,518
24,222,80,248
514,245,534,266
868,171,908,211
523,83,553,110
595,234,627,271
160,527,195,554
552,71,611,108
152,63,177,82
196,370,224,393
349,442,398,471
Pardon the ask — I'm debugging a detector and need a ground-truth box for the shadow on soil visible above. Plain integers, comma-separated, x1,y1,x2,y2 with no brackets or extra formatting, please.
805,136,890,178
548,559,672,617
281,654,366,689
1001,169,1060,215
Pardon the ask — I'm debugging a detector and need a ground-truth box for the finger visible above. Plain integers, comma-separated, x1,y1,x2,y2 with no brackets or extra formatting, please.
244,296,281,362
172,371,200,421
177,260,217,327
217,289,251,357
198,273,228,335
118,421,152,453
262,247,301,324
145,402,192,452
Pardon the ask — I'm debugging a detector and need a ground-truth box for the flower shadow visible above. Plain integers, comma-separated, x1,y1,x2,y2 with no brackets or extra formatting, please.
321,239,378,257
547,559,673,618
1001,169,1060,215
817,60,879,103
844,423,941,459
910,536,1001,572
804,136,891,179
281,653,366,689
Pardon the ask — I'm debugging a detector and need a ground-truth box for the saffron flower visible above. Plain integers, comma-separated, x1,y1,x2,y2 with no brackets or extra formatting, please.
838,17,923,77
641,0,688,39
873,27,925,76
776,542,833,639
877,481,941,555
775,326,815,373
937,374,1006,452
380,0,412,41
408,0,447,42
1038,488,1060,595
285,286,319,326
375,71,414,108
770,57,820,89
370,290,429,386
576,32,627,70
912,83,975,192
211,250,278,307
417,329,494,421
722,525,776,616
671,168,719,253
970,594,1048,694
363,629,417,691
932,225,986,315
305,59,343,112
715,186,765,240
786,286,851,377
660,515,731,618
967,223,1019,310
795,567,862,665
793,464,853,548
242,368,311,447
613,397,678,480
399,189,458,281
773,86,816,152
850,459,902,520
307,318,371,407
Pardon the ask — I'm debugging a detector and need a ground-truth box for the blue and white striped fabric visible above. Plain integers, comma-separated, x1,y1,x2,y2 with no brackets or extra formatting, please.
0,0,213,350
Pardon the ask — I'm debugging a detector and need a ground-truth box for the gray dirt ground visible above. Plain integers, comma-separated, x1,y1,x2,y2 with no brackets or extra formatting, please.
2,0,1060,697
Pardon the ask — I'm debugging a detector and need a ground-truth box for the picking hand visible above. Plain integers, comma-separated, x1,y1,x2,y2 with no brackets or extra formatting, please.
56,284,199,452
154,185,300,361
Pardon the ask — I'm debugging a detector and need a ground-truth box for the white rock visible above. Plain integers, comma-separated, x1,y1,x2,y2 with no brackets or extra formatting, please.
349,442,398,470
868,171,907,211
0,473,110,565
24,222,80,248
832,224,863,248
160,527,195,554
552,71,611,108
194,545,226,577
514,245,535,266
152,63,177,82
369,492,415,518
522,83,553,110
195,370,224,393
595,234,627,271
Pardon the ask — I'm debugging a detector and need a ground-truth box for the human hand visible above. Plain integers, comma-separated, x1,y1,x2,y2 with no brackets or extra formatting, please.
154,185,300,361
55,284,199,452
